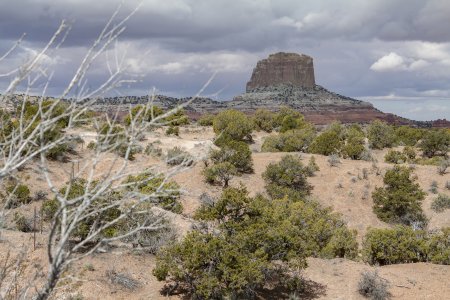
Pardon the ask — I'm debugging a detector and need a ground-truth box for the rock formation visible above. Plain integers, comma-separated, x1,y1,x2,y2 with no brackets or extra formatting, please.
84,51,449,127
246,52,315,91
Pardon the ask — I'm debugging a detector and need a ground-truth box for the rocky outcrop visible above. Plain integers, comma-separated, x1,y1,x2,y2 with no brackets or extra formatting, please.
246,52,315,91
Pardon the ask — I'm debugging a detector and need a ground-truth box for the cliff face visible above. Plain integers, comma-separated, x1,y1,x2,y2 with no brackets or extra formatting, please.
246,52,315,91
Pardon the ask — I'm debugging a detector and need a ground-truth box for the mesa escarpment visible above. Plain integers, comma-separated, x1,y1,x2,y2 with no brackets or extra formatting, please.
246,52,316,91
5,52,448,126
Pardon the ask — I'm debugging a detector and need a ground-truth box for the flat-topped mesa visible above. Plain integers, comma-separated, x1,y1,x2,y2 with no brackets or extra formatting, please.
246,52,315,92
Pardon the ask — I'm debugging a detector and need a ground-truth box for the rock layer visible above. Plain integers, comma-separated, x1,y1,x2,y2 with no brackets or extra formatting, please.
246,52,315,91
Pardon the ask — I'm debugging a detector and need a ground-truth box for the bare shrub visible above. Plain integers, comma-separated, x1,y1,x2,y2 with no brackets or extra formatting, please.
327,154,341,167
166,147,193,166
437,159,449,175
106,269,141,291
358,270,390,300
431,194,450,213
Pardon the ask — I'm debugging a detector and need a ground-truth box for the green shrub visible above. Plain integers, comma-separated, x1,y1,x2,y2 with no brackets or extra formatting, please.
210,140,253,173
342,125,366,160
402,146,416,160
197,113,215,126
419,129,450,158
44,179,122,240
263,155,312,200
427,227,450,265
372,166,427,227
309,123,345,156
165,125,179,136
42,198,59,221
305,156,320,176
394,126,423,146
321,227,358,259
429,180,439,194
261,127,316,152
213,109,253,142
202,162,237,187
155,186,358,298
165,109,189,126
363,226,428,265
274,107,308,132
124,105,164,126
125,172,183,213
5,183,31,209
431,194,450,212
14,212,33,232
368,120,395,149
253,108,275,132
358,270,390,300
384,150,407,164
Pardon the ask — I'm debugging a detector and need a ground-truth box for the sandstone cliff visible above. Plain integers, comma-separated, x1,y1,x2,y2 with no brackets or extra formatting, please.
246,52,315,91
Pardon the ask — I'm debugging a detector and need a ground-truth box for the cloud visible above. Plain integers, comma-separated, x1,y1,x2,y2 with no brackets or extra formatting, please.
1,0,450,121
370,52,407,72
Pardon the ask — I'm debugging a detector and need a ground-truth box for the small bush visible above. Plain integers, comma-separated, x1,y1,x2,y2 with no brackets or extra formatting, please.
431,194,450,212
202,162,237,187
368,120,395,150
144,143,162,157
327,154,341,167
165,126,179,136
363,226,427,265
125,172,183,214
14,212,33,232
358,270,390,300
384,150,407,164
446,181,450,190
261,127,316,152
402,146,416,160
419,129,450,158
166,147,193,166
263,155,312,200
253,109,275,132
372,166,427,227
209,140,253,173
5,183,31,209
197,113,215,126
106,269,141,291
427,227,450,265
213,109,253,142
429,181,439,194
309,123,344,156
305,156,320,176
437,159,449,175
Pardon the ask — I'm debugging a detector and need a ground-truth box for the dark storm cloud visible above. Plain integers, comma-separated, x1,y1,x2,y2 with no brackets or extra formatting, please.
1,0,450,120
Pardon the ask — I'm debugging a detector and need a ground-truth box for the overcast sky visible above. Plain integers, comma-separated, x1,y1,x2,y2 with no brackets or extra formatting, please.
1,0,449,121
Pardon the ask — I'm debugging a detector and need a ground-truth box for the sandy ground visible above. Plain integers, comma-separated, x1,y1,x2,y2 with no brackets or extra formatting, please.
1,125,449,299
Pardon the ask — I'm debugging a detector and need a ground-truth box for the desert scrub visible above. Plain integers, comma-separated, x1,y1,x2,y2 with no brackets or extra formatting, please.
202,162,237,187
358,270,390,300
14,212,33,232
372,165,427,227
305,156,320,176
209,140,253,173
165,125,179,136
125,172,183,213
261,127,316,152
362,226,428,265
327,154,341,167
431,194,450,212
384,150,407,164
263,154,312,200
165,147,193,166
4,183,31,209
429,180,439,194
197,113,215,126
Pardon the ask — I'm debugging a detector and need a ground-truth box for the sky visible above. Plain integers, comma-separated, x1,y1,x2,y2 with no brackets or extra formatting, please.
0,0,449,121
